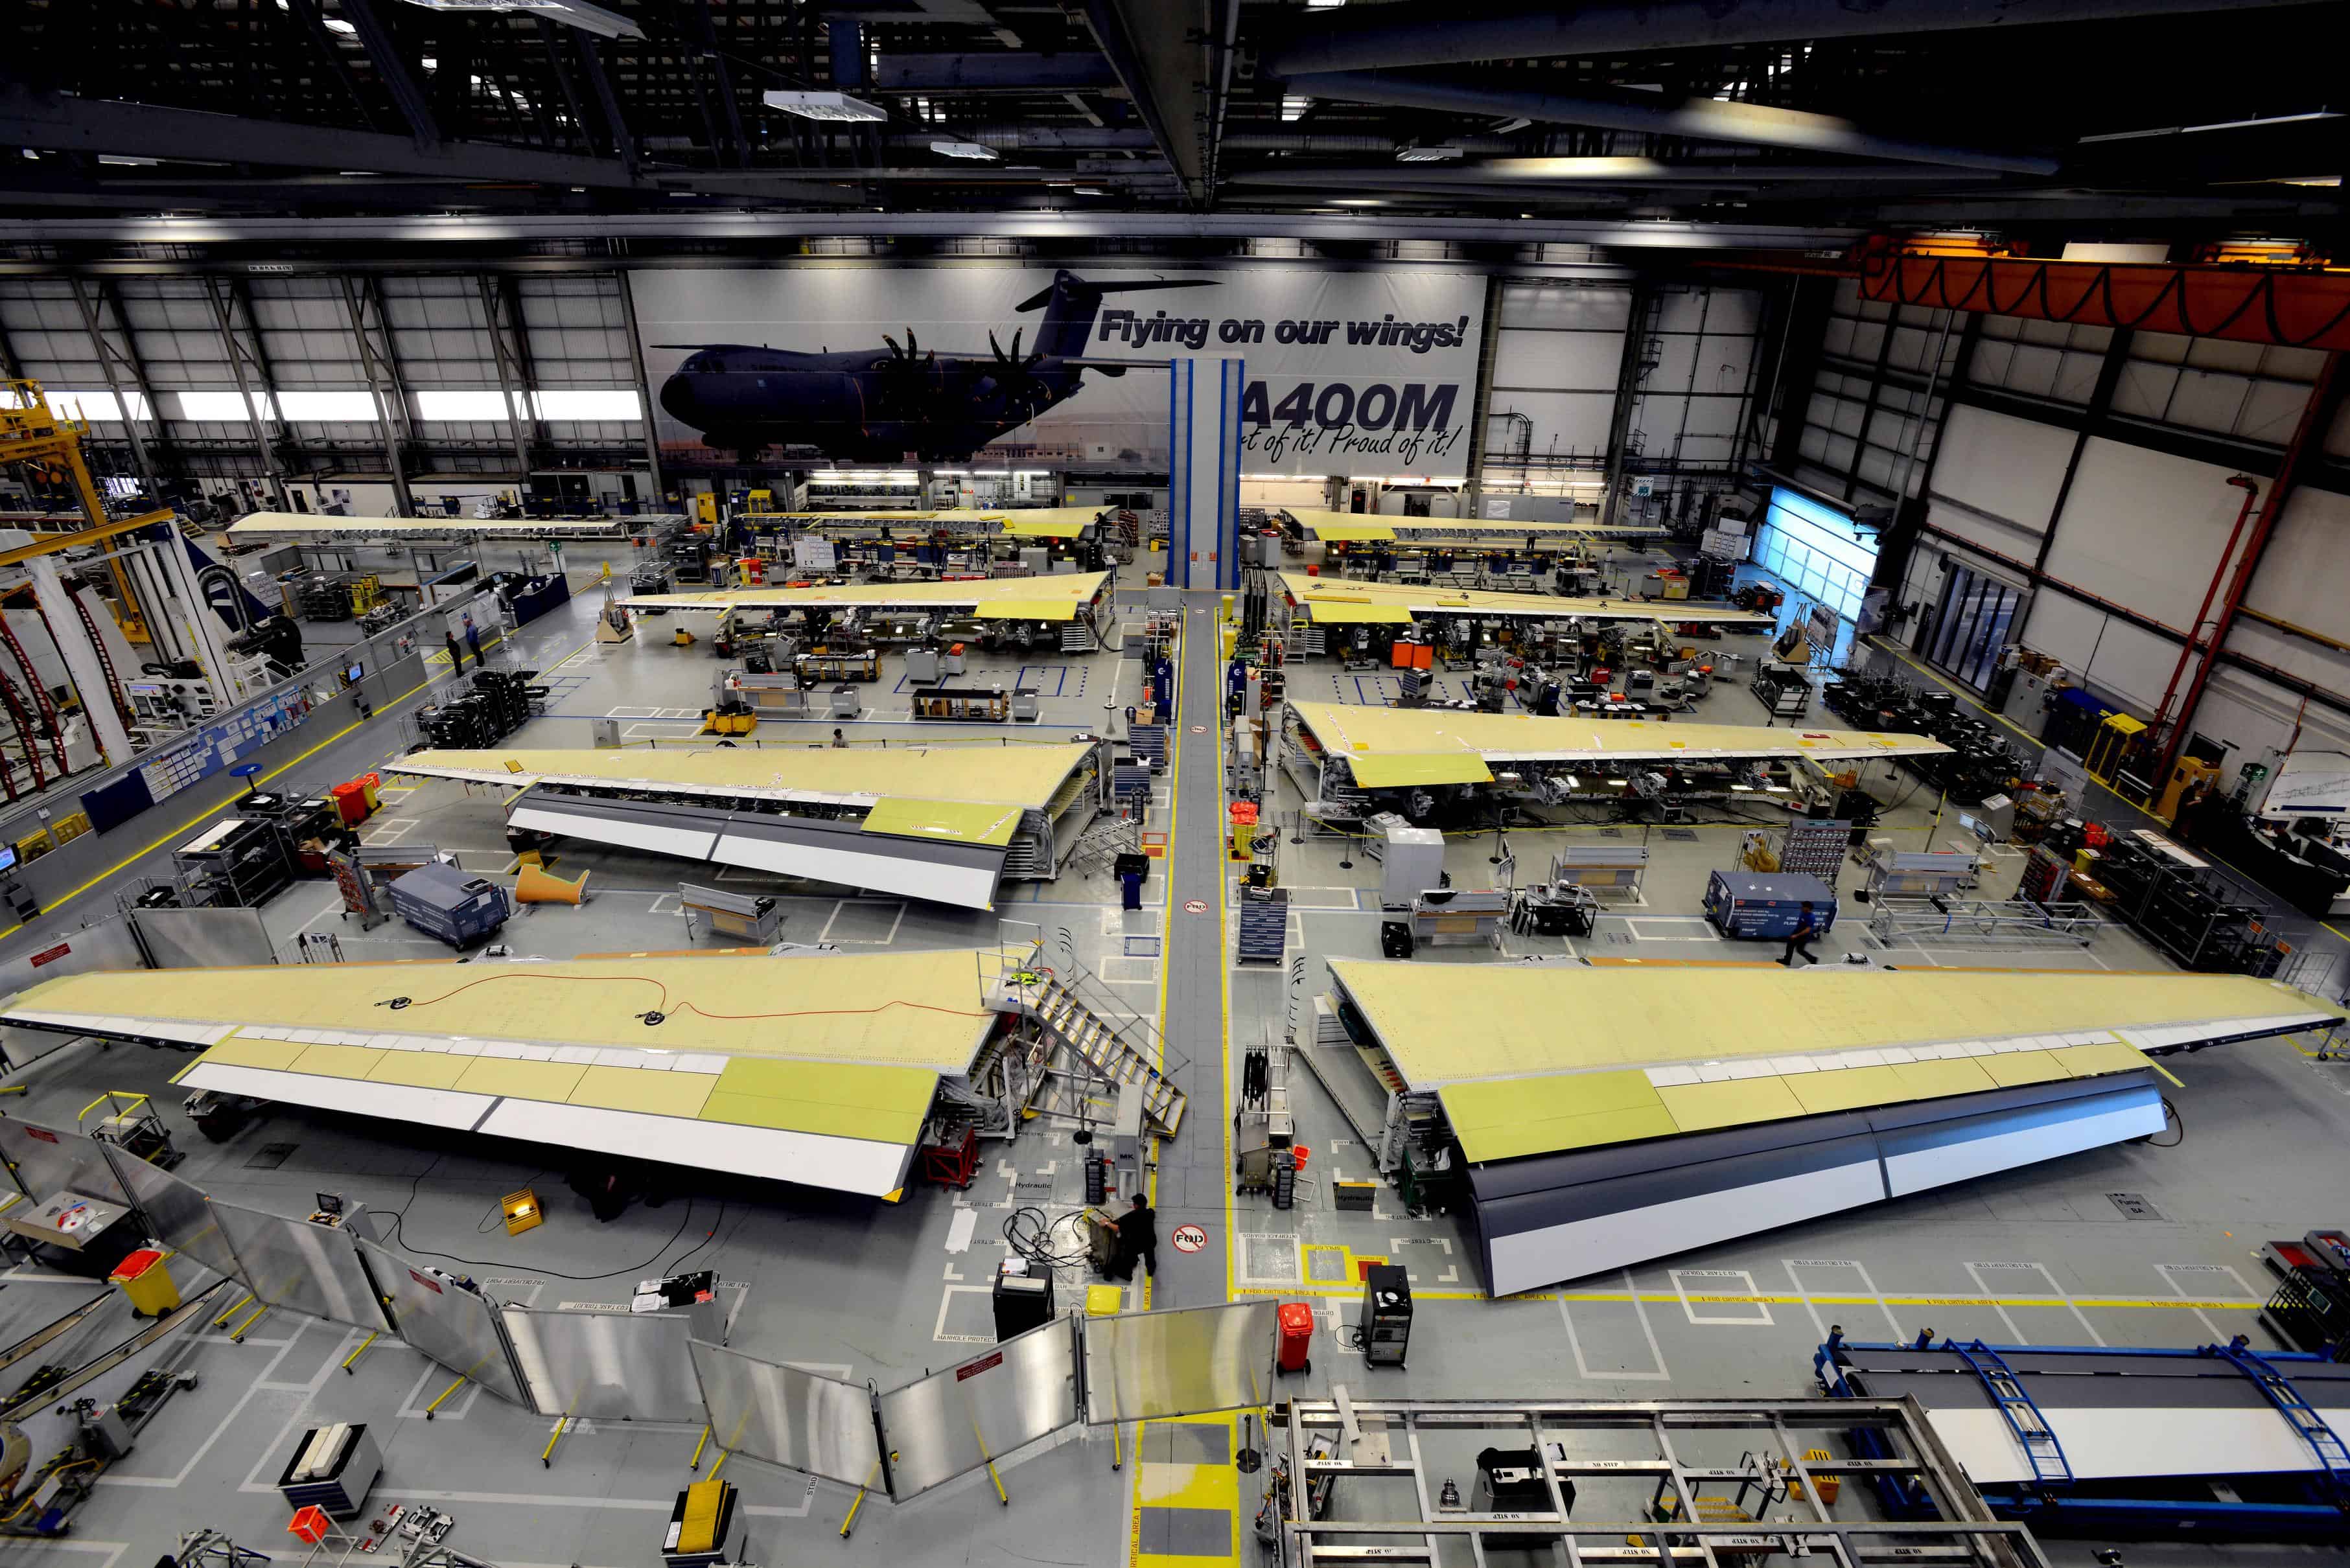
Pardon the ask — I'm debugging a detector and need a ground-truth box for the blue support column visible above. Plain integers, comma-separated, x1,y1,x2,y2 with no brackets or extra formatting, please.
1167,356,1244,590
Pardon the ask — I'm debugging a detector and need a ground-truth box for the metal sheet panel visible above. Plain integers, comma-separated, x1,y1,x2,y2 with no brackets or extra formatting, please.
690,1339,880,1488
500,1306,701,1422
208,1201,389,1333
99,1146,243,1284
358,1238,525,1405
130,906,276,969
0,1117,133,1207
878,1318,1078,1499
1083,1301,1276,1424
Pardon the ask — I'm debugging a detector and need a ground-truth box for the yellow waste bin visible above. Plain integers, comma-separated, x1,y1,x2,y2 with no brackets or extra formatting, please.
110,1249,180,1316
1086,1284,1123,1317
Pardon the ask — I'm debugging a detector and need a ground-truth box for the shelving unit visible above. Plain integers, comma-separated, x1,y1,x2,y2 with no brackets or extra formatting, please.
1237,887,1288,964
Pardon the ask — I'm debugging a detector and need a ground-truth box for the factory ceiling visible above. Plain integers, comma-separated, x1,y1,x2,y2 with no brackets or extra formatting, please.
0,0,2339,251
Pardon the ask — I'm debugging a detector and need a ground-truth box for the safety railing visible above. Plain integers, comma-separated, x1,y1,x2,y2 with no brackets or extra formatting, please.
0,1107,1275,1527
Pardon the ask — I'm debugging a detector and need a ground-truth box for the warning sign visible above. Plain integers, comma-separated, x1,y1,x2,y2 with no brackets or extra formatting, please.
27,943,69,969
1191,724,1205,733
1172,1224,1207,1254
1183,899,1208,914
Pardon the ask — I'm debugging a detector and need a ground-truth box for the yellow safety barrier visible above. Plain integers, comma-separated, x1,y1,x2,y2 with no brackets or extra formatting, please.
229,1302,271,1342
423,1376,468,1420
689,1425,711,1471
212,1293,254,1330
342,1332,378,1375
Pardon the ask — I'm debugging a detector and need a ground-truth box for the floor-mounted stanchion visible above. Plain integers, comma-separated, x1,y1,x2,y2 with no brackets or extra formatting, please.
423,1376,467,1420
342,1331,378,1374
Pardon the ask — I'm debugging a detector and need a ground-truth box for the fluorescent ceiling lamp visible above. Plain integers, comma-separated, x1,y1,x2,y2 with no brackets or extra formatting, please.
765,91,887,123
1307,0,1345,8
1280,95,1312,122
97,156,162,167
1396,146,1462,163
322,16,356,33
1073,187,1108,196
2080,109,2341,144
931,141,1000,161
1492,117,1531,133
396,0,643,41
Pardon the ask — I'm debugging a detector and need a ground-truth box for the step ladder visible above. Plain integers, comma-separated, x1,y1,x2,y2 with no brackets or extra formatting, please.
994,969,1184,1139
2209,1338,2350,1485
1060,619,1099,653
1948,1340,2073,1486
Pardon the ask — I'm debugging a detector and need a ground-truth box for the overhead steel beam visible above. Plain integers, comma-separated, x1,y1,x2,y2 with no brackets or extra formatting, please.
0,84,837,203
873,53,1122,91
478,275,539,481
1264,0,2332,76
203,277,290,507
338,0,443,148
1082,0,1211,205
1227,160,2008,187
575,35,642,177
340,275,417,514
67,279,161,490
1281,71,2057,174
282,0,386,135
0,209,1858,251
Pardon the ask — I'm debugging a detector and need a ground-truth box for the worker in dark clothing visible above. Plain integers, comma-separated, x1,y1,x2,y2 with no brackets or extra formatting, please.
463,611,482,666
1115,1193,1159,1280
1780,901,1821,968
445,629,463,673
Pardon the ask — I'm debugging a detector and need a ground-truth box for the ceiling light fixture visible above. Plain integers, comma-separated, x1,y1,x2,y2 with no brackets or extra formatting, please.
395,0,642,41
1281,95,1312,122
322,16,357,34
1306,0,1347,8
763,90,888,122
931,141,1001,161
1492,117,1531,133
1397,145,1463,163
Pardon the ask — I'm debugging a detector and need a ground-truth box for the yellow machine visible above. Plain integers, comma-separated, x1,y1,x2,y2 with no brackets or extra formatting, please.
502,1187,544,1236
2084,712,2147,788
2157,755,2220,820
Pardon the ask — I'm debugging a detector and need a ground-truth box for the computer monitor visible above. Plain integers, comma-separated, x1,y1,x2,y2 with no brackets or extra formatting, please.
0,844,16,875
345,662,364,683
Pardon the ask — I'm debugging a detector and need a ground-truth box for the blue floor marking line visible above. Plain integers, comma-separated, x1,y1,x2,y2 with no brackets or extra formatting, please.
1016,663,1071,697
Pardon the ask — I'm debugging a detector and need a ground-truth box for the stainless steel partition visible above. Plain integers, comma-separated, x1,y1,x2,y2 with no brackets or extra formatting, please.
208,1201,388,1333
97,1146,244,1284
128,906,276,969
1082,1300,1276,1424
0,1116,134,1208
359,1238,525,1405
877,1317,1080,1499
690,1339,881,1488
500,1306,701,1422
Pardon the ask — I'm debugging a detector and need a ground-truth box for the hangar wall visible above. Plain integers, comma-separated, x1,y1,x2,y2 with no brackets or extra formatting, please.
1768,275,2350,790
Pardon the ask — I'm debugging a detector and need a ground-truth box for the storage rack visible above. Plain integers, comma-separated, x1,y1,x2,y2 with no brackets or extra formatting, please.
911,686,1010,722
1237,887,1288,964
2094,829,2287,975
1778,818,1850,882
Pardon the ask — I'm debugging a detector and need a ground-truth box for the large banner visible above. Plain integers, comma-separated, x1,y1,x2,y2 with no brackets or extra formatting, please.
629,266,1487,478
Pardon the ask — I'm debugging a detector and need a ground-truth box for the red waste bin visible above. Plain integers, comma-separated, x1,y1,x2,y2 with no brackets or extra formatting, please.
330,780,369,826
1277,1301,1314,1375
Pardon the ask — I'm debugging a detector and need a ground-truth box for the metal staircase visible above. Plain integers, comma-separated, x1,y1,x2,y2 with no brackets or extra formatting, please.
981,939,1184,1139
1947,1339,2073,1486
2209,1336,2350,1486
1060,617,1099,653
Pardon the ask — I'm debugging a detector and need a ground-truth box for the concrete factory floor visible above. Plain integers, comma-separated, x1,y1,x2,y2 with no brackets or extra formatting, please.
0,540,2346,1568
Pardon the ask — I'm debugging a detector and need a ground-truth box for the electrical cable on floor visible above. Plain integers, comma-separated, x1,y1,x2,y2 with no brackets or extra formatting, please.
1003,1205,1095,1269
2146,1096,2184,1148
386,1192,702,1281
665,1199,732,1274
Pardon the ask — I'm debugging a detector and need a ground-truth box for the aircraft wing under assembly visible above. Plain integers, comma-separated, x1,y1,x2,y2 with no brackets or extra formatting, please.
1323,961,2340,1294
1,952,1005,1199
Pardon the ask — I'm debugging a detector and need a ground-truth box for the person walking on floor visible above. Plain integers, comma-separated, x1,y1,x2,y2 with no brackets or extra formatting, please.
1115,1192,1159,1282
463,610,482,667
1780,900,1821,968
